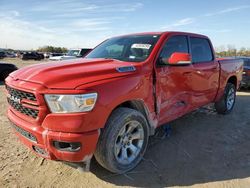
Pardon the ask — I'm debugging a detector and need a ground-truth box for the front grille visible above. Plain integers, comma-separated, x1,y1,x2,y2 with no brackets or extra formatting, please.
7,98,39,118
6,85,39,119
6,85,36,101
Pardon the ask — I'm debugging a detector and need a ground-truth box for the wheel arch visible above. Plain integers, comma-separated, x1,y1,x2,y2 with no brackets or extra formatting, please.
227,75,237,87
215,75,238,103
109,100,155,135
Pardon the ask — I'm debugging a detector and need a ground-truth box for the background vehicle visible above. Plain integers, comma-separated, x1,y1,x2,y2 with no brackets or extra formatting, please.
241,57,250,88
49,48,92,61
16,51,24,58
21,52,44,60
0,51,17,58
43,52,51,58
49,53,64,57
0,62,18,81
5,52,16,58
0,52,6,59
5,32,243,174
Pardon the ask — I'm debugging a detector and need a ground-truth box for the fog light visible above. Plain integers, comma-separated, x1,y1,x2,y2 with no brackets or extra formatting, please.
53,141,81,152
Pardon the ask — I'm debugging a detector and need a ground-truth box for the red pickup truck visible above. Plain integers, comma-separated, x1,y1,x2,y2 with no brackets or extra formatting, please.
5,32,243,173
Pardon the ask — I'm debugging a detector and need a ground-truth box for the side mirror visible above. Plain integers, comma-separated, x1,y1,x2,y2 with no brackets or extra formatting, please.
162,52,191,65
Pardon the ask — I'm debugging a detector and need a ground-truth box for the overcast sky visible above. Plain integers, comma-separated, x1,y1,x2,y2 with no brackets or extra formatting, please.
0,0,250,50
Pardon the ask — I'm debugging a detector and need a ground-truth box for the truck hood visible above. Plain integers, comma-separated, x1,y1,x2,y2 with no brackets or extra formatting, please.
10,58,137,89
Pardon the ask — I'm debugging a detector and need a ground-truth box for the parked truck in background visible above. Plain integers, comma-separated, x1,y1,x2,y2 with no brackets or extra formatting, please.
21,52,44,60
49,48,92,61
241,57,250,89
5,31,243,173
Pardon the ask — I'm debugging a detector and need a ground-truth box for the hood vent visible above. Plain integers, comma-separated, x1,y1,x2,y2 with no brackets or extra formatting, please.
116,66,136,73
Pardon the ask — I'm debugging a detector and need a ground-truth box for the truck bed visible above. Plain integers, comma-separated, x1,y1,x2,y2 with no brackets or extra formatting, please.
215,58,243,101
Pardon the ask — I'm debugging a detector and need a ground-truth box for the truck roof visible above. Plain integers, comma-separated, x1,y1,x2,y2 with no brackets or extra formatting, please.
116,31,209,39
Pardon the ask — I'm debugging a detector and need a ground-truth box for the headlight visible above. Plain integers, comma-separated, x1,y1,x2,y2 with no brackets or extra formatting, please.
243,71,246,75
44,93,98,113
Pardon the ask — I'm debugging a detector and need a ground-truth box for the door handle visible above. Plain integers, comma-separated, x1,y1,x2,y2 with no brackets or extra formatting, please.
183,72,192,75
210,67,217,70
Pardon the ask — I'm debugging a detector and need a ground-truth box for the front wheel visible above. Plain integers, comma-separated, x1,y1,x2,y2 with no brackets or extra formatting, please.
215,83,236,114
94,107,149,174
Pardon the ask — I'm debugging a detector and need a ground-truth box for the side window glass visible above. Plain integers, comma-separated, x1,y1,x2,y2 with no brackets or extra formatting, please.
190,37,213,63
159,36,189,63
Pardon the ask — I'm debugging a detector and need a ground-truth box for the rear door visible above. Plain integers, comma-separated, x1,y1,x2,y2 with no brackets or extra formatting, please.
189,37,220,107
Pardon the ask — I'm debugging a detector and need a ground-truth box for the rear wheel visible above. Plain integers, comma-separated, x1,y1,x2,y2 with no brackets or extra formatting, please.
94,107,149,173
215,83,236,114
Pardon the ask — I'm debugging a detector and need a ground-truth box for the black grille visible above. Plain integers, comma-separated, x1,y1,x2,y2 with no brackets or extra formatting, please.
7,98,39,118
6,86,39,119
6,85,36,101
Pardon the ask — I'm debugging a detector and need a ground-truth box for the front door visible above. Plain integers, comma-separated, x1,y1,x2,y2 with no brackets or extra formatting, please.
155,35,194,125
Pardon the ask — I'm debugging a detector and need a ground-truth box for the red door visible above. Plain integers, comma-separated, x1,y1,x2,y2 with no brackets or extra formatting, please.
189,37,220,108
155,35,194,125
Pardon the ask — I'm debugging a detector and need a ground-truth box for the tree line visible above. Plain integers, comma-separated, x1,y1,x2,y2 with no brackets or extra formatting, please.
37,46,68,53
215,45,250,57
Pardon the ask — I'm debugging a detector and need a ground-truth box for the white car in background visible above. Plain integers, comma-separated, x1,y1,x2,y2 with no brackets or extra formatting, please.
49,48,91,61
43,52,51,58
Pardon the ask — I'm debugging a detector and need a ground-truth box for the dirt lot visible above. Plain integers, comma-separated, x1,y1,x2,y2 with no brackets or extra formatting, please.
1,58,250,188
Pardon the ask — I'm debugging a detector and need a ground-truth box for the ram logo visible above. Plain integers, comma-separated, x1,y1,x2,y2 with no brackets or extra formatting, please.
7,94,21,104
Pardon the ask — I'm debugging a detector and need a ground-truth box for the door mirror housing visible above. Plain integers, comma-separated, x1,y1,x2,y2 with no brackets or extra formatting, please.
161,52,191,65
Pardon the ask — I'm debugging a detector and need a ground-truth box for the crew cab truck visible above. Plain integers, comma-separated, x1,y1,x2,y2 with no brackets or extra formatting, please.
5,32,243,173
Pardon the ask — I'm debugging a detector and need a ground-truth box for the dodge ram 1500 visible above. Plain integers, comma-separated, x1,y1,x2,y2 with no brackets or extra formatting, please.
5,32,243,173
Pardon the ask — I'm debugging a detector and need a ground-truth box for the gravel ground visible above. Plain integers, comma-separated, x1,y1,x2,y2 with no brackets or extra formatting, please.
1,58,250,188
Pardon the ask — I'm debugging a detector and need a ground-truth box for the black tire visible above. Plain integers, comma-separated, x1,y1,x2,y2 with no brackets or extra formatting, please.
94,107,149,174
215,83,236,114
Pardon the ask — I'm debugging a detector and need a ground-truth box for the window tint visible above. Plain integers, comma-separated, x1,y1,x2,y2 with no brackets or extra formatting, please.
190,37,213,63
159,36,189,60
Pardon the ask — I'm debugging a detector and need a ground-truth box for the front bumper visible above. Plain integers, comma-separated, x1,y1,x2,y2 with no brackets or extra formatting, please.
8,108,99,162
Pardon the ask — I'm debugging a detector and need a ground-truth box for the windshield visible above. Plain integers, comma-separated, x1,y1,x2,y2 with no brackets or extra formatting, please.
67,50,80,56
86,34,160,62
